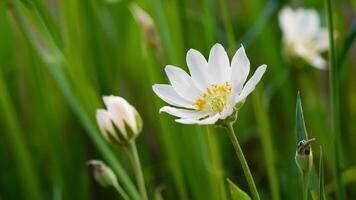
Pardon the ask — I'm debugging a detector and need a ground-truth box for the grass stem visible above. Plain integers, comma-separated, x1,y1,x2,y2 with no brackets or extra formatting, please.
324,0,346,198
303,172,309,200
226,123,260,200
113,182,130,200
128,140,148,200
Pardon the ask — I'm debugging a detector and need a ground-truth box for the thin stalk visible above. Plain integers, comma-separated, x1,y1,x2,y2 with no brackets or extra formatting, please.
324,0,345,198
226,123,260,200
128,140,148,200
206,126,227,200
219,0,280,196
252,90,280,200
113,183,130,200
303,172,309,200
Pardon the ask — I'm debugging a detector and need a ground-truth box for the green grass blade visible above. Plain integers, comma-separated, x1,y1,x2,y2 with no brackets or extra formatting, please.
324,0,346,198
252,89,280,200
338,20,356,67
219,2,280,198
200,0,215,47
0,71,44,200
296,92,309,141
239,0,279,46
219,0,236,53
151,0,178,63
9,1,140,199
319,146,326,200
227,178,252,200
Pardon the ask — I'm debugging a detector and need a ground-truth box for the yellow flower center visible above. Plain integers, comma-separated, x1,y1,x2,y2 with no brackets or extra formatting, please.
193,82,232,113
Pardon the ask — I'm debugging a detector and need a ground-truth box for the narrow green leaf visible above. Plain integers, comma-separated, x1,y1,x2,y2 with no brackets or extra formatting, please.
0,70,44,200
227,179,251,200
238,0,279,46
296,92,309,141
324,0,345,198
10,1,140,199
319,146,326,200
338,20,356,67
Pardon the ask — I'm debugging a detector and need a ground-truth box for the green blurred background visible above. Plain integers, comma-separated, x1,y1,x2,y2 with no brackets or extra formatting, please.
0,0,355,199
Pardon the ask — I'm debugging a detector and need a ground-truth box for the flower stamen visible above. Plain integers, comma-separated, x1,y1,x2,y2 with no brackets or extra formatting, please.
193,82,232,113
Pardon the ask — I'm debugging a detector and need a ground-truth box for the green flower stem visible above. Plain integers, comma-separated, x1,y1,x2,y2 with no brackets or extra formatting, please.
303,172,309,200
113,183,130,200
226,123,260,200
128,140,148,200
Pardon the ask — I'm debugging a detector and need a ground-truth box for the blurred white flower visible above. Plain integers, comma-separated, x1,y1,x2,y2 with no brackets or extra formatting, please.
152,43,267,125
279,7,329,69
96,96,142,144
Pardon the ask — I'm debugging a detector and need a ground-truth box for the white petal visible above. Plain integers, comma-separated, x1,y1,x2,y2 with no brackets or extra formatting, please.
96,109,116,141
103,96,127,136
309,54,327,70
295,8,320,38
279,7,297,42
219,106,234,120
152,84,194,108
186,49,211,90
159,106,207,119
314,28,329,51
175,114,220,125
231,45,250,95
234,65,267,103
208,43,230,84
113,97,138,133
165,65,201,101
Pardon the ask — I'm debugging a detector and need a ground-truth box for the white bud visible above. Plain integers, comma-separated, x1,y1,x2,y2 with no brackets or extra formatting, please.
96,95,142,144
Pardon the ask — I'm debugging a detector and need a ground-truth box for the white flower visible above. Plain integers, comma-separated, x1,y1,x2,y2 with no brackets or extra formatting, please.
152,43,267,125
279,6,329,69
96,95,142,144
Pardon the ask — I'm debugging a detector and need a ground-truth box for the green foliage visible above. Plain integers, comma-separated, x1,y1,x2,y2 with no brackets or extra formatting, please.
0,0,355,199
296,92,308,141
319,147,326,200
227,179,251,200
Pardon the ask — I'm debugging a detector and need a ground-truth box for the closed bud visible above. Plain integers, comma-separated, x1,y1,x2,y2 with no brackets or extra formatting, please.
129,3,162,59
87,160,118,188
295,138,316,173
96,95,142,145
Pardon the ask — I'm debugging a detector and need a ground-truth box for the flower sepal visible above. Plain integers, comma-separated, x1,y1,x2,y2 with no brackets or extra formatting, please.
295,138,315,173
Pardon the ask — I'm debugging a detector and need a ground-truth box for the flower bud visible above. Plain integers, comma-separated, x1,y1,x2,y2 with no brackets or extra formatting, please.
295,138,315,173
96,95,143,145
87,160,119,188
129,3,163,62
